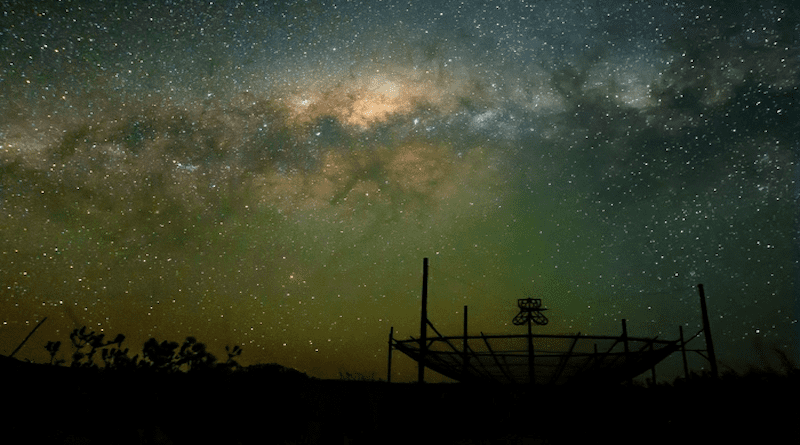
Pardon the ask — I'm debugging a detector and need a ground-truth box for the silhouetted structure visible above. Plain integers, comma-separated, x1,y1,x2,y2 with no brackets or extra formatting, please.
393,322,680,385
388,258,718,385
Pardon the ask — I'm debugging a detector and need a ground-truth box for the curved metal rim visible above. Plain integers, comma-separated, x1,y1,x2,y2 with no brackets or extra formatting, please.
393,333,680,384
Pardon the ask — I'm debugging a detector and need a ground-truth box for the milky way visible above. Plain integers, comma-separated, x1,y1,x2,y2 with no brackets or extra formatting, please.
1,1,798,381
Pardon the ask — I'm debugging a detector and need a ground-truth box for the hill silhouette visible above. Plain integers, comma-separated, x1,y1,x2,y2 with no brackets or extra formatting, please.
3,327,797,444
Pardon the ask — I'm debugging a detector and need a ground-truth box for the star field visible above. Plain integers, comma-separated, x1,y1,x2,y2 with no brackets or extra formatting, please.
1,0,798,381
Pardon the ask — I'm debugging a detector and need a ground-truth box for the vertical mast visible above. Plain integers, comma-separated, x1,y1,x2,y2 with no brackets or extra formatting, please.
527,314,534,385
387,326,393,383
462,305,469,379
418,257,429,384
622,319,631,385
513,297,547,384
697,284,718,378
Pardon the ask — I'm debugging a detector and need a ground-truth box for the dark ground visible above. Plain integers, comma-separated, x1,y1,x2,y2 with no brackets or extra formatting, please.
3,356,797,444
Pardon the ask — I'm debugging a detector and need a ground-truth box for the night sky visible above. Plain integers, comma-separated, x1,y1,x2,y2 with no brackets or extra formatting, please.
1,0,798,382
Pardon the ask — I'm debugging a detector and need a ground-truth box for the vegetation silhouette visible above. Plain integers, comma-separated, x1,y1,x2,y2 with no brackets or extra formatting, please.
42,326,244,374
6,327,795,444
13,326,312,443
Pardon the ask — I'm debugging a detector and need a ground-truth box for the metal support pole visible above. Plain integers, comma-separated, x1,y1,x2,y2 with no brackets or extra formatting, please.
697,284,718,378
679,325,689,380
387,326,393,383
418,258,429,384
462,305,468,380
622,319,630,384
621,318,629,355
528,317,535,385
9,317,48,358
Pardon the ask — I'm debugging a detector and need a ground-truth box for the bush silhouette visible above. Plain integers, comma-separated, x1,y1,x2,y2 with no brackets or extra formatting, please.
66,326,127,369
45,340,65,366
140,336,218,372
47,326,241,374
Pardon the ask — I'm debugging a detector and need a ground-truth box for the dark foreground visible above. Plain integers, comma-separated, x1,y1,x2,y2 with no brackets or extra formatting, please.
4,357,797,445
